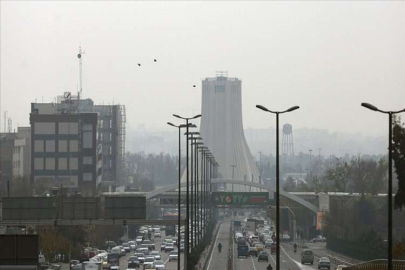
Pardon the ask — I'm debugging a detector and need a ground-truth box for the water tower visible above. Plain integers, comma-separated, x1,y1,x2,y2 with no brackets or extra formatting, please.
282,123,294,163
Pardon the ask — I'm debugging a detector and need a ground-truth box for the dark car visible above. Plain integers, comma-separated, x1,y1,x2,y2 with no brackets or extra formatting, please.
248,247,258,257
258,251,269,262
128,256,140,268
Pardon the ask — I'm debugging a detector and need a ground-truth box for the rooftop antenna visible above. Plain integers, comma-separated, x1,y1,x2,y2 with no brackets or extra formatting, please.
78,46,85,100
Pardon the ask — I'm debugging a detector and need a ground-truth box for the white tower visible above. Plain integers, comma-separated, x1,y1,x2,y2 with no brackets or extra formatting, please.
199,73,260,192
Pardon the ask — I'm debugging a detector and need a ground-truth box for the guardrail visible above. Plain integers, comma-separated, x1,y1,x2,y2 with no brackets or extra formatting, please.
345,259,405,270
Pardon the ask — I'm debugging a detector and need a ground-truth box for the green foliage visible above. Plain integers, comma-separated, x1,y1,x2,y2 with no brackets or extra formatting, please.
393,118,405,209
324,161,349,192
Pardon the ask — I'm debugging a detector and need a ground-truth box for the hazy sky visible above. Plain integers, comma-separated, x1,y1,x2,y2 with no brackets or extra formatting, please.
1,1,404,137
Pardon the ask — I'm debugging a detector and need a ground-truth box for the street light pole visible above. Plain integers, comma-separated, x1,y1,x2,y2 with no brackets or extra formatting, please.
167,122,190,270
361,103,405,270
173,114,201,269
256,104,299,270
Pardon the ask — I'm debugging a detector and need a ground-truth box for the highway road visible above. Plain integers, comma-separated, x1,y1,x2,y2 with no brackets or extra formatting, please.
204,222,342,270
119,230,184,270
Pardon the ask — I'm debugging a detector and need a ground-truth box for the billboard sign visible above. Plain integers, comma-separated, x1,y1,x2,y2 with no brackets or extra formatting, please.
2,198,54,220
104,197,146,219
0,235,39,265
60,197,99,219
212,192,268,206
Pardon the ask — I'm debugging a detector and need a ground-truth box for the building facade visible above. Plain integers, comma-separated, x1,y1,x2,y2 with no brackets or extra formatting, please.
13,127,31,180
31,94,126,190
30,109,97,196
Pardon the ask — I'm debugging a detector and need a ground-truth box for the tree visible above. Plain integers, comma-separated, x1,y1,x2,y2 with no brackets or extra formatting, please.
393,118,405,209
324,161,349,192
36,226,70,263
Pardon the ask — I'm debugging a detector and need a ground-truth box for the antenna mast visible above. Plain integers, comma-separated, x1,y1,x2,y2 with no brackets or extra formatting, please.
77,46,85,100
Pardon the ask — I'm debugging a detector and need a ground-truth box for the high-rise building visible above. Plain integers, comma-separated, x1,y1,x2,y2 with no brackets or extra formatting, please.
30,103,98,196
31,92,126,191
199,73,260,191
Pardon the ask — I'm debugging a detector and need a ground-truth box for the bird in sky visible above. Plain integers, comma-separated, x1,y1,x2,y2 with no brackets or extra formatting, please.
154,59,157,62
193,85,196,88
137,63,141,66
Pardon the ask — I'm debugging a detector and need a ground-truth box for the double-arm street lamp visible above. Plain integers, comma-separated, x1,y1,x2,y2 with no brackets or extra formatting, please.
199,146,209,239
256,104,299,270
185,131,200,251
361,103,405,270
191,138,203,248
167,122,195,270
173,114,201,268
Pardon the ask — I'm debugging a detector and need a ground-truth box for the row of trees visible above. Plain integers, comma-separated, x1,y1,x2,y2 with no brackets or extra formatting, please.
283,156,389,195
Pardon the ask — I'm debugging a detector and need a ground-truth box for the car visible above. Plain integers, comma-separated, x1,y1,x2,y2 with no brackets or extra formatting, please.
150,251,161,260
128,256,140,268
255,244,264,252
311,235,326,243
318,257,331,270
165,243,174,253
69,260,80,270
154,260,165,270
169,251,178,262
72,264,82,270
123,244,131,253
134,253,145,264
128,241,136,250
144,257,155,264
248,247,258,257
265,240,273,248
301,249,314,265
143,264,156,270
154,232,161,238
136,237,143,246
110,266,120,270
257,251,269,262
160,242,166,251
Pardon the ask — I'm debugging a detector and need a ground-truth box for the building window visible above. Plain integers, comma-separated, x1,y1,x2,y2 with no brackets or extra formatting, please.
109,146,112,155
35,122,55,134
34,140,44,152
45,140,56,152
83,132,93,148
83,157,93,165
34,158,44,170
59,122,78,135
69,140,79,152
83,173,93,181
69,157,78,170
83,124,93,131
214,85,225,92
59,140,68,152
58,158,68,170
45,158,55,170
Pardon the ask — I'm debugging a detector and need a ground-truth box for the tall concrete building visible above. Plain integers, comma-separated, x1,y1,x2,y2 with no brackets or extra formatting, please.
199,74,260,191
13,127,31,180
31,92,126,191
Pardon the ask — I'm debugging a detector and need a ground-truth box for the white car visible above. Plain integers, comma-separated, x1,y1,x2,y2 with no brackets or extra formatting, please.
150,251,161,260
154,232,161,238
154,260,165,270
169,251,178,262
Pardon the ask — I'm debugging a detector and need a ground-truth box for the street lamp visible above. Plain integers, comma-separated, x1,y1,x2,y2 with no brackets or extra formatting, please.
173,114,201,268
256,104,299,270
191,140,203,247
167,122,192,270
199,146,209,240
361,102,405,270
185,131,200,250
